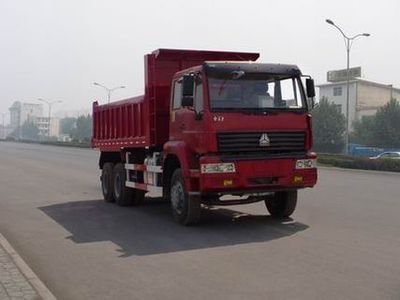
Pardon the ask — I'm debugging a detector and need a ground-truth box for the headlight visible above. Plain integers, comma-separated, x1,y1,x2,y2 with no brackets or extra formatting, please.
201,163,236,174
295,159,316,169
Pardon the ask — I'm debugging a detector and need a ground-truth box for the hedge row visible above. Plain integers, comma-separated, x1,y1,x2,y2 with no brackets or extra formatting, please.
1,139,90,148
39,141,91,148
40,141,91,148
317,153,400,172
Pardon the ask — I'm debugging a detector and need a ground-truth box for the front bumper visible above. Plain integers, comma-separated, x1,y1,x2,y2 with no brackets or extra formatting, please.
189,155,317,195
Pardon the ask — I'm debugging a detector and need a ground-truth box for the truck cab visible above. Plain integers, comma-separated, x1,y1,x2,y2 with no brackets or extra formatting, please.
163,61,317,221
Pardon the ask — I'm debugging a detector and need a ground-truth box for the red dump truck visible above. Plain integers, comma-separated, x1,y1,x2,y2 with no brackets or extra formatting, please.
92,48,317,225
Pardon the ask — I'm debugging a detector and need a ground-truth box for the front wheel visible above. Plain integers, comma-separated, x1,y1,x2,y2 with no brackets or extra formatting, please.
265,191,297,218
170,169,201,226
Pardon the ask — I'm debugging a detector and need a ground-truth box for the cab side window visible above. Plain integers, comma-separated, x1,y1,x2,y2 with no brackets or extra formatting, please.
173,79,182,109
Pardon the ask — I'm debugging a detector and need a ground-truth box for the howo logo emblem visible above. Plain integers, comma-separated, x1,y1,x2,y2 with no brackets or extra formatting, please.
259,133,270,147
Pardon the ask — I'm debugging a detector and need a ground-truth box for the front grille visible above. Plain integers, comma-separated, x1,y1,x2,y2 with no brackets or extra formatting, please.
217,131,306,155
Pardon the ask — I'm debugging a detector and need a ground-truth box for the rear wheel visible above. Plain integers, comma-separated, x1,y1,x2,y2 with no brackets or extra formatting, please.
101,163,115,202
113,163,135,206
265,191,297,218
170,169,201,225
134,189,145,205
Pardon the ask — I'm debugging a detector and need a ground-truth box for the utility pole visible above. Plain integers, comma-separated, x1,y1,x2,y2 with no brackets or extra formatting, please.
326,19,370,154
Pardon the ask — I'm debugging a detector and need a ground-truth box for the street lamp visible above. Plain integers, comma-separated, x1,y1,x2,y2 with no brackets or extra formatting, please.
93,82,126,104
326,19,370,154
37,98,62,138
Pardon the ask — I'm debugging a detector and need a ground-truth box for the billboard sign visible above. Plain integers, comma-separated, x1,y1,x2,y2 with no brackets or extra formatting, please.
327,67,361,82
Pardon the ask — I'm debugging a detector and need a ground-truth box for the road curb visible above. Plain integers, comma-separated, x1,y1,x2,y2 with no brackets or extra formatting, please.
0,233,57,300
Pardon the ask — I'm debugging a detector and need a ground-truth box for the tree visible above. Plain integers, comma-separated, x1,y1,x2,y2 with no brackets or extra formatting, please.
311,97,346,153
71,114,92,142
20,120,39,140
352,98,400,148
373,98,400,148
60,117,77,135
352,115,376,145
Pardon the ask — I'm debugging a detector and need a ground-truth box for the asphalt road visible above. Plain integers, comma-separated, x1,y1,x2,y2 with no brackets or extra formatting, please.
0,142,399,300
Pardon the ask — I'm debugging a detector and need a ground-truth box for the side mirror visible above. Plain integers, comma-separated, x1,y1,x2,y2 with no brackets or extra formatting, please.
182,75,194,107
306,78,315,98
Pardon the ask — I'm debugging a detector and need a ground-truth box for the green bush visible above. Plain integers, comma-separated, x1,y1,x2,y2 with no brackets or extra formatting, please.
317,153,400,172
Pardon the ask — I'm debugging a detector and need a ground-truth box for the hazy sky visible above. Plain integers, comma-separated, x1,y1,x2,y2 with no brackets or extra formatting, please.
1,0,399,121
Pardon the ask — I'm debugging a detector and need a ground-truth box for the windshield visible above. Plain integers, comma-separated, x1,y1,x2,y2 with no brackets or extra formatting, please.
208,75,306,111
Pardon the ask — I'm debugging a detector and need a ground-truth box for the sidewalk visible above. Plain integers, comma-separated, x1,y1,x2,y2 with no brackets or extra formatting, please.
0,234,56,300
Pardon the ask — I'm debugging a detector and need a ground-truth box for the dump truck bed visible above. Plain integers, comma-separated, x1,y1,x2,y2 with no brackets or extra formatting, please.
92,49,259,151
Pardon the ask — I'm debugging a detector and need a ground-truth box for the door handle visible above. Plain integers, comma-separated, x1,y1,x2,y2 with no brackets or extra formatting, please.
179,123,186,129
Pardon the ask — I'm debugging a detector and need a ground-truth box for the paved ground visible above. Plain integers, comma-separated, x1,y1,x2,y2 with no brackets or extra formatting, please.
0,242,39,300
0,141,400,300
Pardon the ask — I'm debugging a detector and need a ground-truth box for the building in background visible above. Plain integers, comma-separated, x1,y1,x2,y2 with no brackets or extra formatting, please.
9,101,43,129
35,117,60,137
318,67,400,130
8,101,60,139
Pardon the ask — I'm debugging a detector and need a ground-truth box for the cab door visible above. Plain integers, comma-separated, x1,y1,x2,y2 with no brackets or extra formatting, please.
169,74,205,152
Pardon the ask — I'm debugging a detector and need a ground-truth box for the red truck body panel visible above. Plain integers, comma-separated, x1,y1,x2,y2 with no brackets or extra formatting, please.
92,49,259,151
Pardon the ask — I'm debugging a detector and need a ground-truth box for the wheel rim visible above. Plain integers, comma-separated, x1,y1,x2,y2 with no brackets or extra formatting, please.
114,174,121,199
171,181,184,215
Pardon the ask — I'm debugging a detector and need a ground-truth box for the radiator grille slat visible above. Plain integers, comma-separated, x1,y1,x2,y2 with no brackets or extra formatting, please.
217,131,306,155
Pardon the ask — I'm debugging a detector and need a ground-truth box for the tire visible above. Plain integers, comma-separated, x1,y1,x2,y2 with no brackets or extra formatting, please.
113,163,135,206
101,163,115,202
170,169,201,225
134,189,145,205
265,190,297,218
